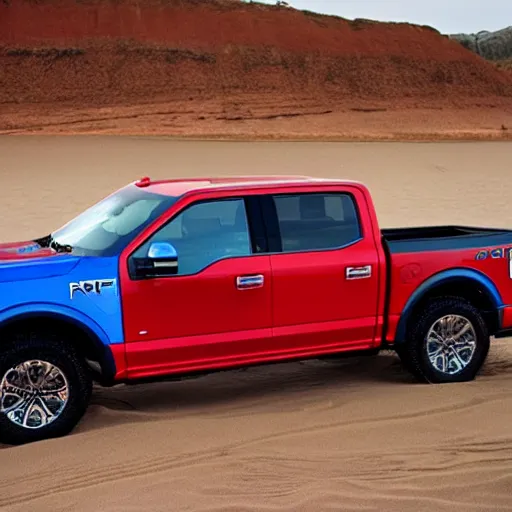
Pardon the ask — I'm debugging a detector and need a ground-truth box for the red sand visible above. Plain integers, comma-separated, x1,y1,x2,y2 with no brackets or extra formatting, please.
1,0,512,138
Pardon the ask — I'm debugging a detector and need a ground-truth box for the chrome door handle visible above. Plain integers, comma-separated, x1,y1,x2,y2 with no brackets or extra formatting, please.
236,274,264,289
345,265,372,280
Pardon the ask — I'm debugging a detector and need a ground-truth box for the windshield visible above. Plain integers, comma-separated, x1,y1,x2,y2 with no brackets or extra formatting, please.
49,185,177,256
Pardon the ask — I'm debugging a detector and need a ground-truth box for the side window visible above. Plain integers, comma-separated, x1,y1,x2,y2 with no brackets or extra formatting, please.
133,198,252,276
273,193,361,252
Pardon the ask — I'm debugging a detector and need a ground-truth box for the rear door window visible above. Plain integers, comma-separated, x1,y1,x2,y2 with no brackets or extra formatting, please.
272,193,361,252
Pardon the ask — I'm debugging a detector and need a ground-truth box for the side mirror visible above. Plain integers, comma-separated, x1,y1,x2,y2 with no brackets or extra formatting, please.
148,241,178,262
131,242,178,278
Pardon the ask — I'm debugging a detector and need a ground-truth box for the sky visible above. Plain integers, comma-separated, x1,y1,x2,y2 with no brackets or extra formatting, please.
254,0,511,34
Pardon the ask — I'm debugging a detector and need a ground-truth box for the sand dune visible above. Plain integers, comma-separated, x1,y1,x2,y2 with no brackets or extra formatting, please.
1,138,512,511
2,0,512,139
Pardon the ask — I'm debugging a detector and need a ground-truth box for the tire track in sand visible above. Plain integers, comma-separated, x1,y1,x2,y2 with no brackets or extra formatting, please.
0,392,508,507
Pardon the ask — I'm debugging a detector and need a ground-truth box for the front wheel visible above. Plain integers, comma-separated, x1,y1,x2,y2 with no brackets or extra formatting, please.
398,296,490,383
0,337,92,445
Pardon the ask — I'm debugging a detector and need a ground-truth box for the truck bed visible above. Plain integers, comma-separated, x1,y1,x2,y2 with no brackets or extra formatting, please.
381,225,512,254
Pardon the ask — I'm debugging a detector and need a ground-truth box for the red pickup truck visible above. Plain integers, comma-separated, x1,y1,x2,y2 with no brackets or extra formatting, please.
1,175,512,445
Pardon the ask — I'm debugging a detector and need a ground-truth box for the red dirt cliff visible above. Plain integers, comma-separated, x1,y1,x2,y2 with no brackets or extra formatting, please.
1,0,512,138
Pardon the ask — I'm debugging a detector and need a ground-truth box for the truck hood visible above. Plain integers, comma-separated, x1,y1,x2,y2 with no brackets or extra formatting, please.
0,240,80,282
0,240,55,261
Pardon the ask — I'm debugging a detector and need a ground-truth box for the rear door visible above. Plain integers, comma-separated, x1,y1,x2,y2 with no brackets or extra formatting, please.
265,186,381,355
120,194,274,379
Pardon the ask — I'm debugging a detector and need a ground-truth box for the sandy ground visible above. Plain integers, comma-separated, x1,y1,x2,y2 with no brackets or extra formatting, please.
2,100,512,141
1,137,512,511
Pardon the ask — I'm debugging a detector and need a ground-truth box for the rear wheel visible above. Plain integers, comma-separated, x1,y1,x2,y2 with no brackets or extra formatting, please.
0,337,92,445
398,296,490,383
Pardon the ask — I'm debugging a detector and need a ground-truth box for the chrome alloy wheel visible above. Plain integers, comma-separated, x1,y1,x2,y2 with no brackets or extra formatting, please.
425,315,477,375
0,360,69,429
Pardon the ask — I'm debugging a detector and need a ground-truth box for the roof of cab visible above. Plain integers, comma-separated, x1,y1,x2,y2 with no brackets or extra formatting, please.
133,175,363,196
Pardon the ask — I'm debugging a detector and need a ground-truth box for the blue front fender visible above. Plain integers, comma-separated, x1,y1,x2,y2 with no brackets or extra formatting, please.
0,302,113,347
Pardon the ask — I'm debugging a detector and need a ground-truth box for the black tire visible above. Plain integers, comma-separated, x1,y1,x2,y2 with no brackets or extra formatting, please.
397,296,490,384
0,336,92,445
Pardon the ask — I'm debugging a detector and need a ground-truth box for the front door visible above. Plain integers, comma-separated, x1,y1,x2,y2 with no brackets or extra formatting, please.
267,188,381,355
120,196,273,379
